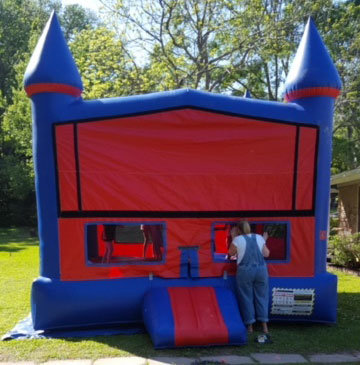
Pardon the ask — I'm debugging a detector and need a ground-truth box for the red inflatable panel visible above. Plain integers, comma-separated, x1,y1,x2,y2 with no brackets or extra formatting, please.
266,237,287,260
77,109,297,212
168,287,228,346
59,218,183,280
55,124,78,211
296,127,317,210
58,216,314,281
267,217,315,277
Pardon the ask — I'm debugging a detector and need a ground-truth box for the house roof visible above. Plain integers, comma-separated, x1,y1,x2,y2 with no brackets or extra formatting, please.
331,167,360,186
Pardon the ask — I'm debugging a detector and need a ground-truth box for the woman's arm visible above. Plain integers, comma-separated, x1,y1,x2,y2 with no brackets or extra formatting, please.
228,226,239,256
262,244,270,257
228,242,237,257
261,231,270,257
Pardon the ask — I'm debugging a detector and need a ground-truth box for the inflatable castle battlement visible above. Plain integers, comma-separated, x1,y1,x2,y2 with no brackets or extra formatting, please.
24,13,341,347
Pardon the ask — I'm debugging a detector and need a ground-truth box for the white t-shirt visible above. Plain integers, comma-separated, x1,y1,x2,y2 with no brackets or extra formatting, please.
232,234,265,265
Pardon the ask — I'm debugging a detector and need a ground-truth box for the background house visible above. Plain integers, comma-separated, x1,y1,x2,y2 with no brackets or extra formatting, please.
331,168,360,235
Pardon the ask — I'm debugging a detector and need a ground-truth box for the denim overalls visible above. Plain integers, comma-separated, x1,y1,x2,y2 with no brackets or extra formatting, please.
236,234,269,325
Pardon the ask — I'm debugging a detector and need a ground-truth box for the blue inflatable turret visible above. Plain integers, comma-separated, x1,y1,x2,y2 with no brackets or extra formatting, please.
24,12,83,279
284,17,341,103
285,17,342,275
243,89,251,98
24,11,83,98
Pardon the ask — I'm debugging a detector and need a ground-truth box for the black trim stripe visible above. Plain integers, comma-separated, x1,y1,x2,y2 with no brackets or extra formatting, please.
73,123,83,211
292,126,300,210
59,210,314,219
53,105,319,130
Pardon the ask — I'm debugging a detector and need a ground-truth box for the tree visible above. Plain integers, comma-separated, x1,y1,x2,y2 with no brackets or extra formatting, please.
221,0,334,99
1,57,36,225
0,1,102,226
0,0,61,99
60,4,101,41
70,27,148,98
325,1,360,173
100,0,338,99
101,0,261,91
0,0,100,100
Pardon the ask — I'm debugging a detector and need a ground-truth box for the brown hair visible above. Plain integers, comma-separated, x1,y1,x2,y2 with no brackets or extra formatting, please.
236,220,251,235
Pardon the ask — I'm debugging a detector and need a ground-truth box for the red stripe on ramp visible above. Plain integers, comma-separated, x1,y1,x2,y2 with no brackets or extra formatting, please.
168,287,229,347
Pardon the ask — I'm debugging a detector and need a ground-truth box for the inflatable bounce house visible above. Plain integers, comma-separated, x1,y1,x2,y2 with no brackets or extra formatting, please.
24,12,341,348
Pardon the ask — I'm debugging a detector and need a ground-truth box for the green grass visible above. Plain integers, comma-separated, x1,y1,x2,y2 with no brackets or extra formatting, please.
1,227,360,362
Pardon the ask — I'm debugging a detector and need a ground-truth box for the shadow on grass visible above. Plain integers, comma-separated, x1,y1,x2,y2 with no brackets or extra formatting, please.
61,333,245,359
0,228,38,252
54,291,360,358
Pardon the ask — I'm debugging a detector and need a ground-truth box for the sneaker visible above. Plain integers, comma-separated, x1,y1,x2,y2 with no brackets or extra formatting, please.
255,333,272,344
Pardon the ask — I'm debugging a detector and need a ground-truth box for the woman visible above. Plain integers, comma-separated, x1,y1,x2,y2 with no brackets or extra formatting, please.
228,220,270,339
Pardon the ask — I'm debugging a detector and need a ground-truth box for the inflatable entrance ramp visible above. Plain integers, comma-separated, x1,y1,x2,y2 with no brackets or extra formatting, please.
143,286,247,348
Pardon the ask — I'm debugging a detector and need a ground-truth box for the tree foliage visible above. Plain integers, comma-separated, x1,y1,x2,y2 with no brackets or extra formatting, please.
1,58,35,226
61,4,101,41
101,0,260,91
70,27,148,98
325,1,360,173
0,0,60,99
100,0,334,98
0,0,101,226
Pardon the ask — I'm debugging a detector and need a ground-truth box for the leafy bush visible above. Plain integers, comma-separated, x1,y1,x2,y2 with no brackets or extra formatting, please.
329,233,360,270
330,216,340,236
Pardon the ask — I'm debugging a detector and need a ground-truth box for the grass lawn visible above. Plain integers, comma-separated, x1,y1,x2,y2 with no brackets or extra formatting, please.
0,227,360,362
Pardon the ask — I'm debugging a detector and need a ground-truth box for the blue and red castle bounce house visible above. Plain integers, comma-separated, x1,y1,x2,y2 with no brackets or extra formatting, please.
24,13,341,348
